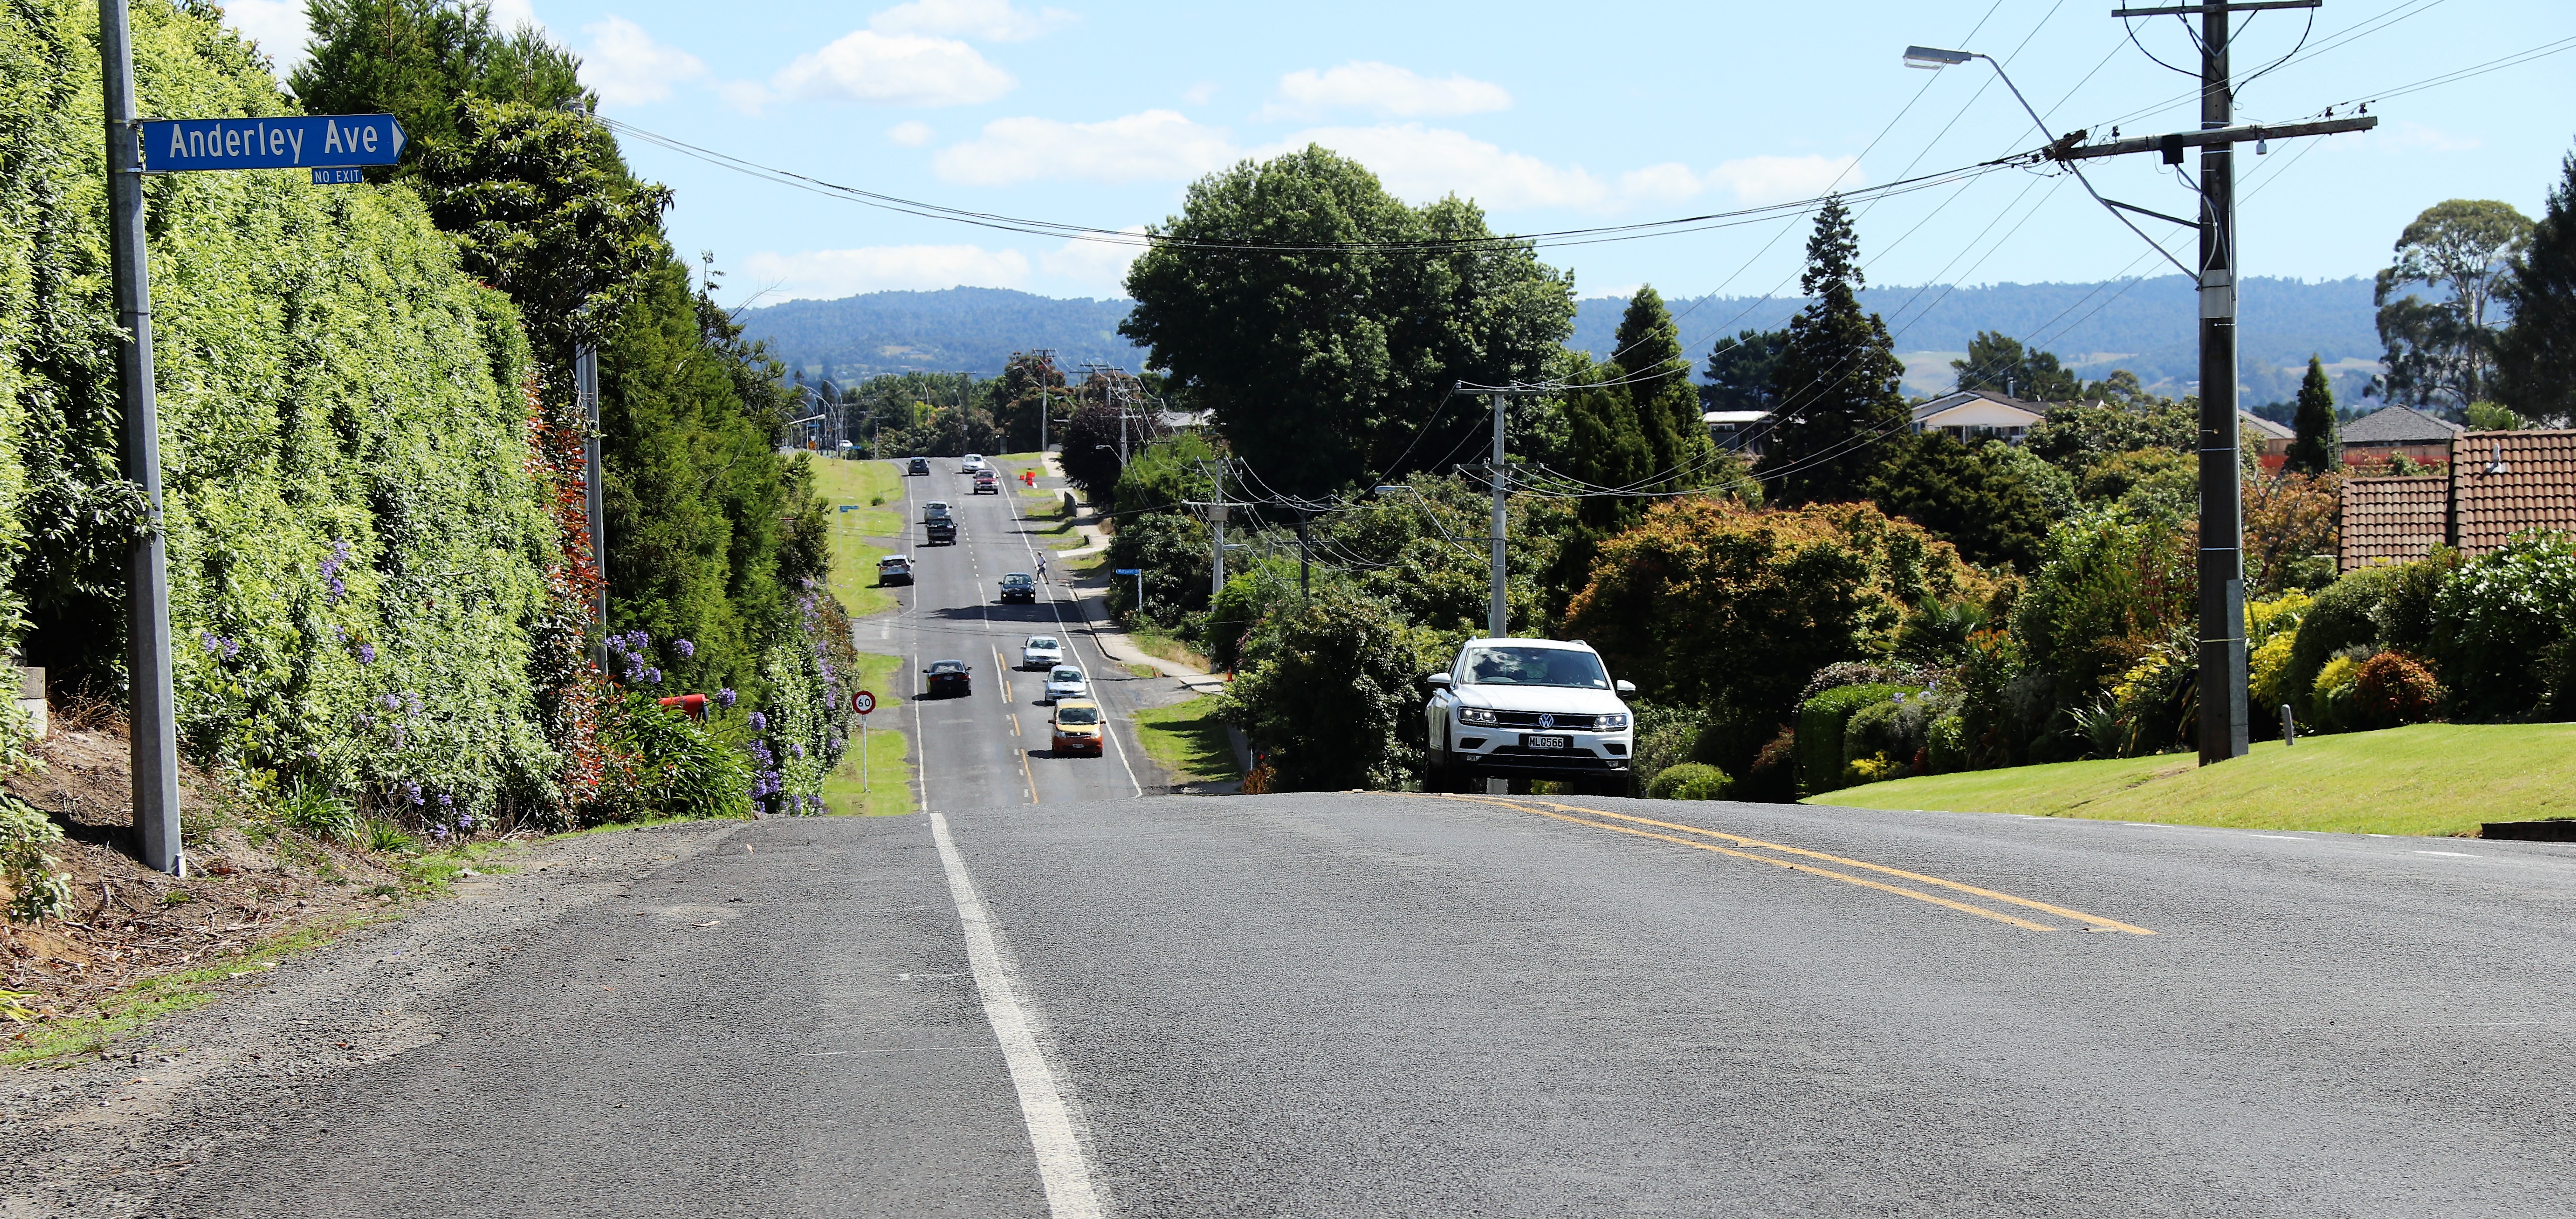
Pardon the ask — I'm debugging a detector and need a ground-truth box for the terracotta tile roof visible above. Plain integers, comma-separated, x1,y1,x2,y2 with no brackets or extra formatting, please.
2342,404,2463,445
2451,429,2576,555
2339,475,2448,571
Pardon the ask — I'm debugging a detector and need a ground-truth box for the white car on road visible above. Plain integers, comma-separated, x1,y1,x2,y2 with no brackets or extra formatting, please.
1423,637,1636,796
960,453,985,474
1043,666,1090,704
1020,635,1064,671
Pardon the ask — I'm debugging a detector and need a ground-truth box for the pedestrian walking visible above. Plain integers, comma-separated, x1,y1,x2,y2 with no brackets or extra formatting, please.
1037,555,1049,582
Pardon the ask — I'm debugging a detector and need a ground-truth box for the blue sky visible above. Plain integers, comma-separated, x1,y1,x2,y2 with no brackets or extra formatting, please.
225,0,2575,319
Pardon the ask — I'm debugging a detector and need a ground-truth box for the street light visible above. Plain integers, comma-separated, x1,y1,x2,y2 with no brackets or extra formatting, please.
1901,45,1974,68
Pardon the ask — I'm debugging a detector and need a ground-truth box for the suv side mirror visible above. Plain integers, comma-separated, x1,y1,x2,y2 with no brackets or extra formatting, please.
1425,673,1452,689
1614,679,1636,695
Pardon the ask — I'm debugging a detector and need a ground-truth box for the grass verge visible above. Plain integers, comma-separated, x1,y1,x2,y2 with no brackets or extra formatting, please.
821,651,917,816
807,459,907,618
1808,722,2576,837
1133,694,1241,785
1126,625,1213,673
5,919,369,1065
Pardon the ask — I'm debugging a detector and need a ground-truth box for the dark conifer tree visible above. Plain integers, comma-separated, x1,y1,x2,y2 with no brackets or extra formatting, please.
2498,149,2576,426
1767,197,1908,505
1606,286,1713,490
2286,355,2340,473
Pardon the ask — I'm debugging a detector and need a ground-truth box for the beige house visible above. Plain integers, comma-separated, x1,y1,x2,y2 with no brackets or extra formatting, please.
1909,390,2044,444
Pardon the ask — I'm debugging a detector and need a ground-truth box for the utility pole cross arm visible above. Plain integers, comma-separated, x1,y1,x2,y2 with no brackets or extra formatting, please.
2049,115,2376,161
2111,1,2318,15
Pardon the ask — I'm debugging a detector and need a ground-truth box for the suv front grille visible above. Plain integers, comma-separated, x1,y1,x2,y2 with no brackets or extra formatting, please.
1489,711,1598,730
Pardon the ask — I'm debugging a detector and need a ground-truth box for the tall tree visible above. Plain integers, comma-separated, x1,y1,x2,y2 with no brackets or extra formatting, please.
2497,149,2576,426
2286,355,2339,474
1768,197,1908,505
291,0,585,169
1951,331,2080,401
2370,199,2535,410
1866,433,2052,571
1121,147,1574,498
1702,329,1789,415
1607,286,1714,489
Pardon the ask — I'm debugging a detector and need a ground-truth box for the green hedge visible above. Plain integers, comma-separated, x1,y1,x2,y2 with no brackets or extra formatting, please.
4,2,555,819
1796,683,1910,796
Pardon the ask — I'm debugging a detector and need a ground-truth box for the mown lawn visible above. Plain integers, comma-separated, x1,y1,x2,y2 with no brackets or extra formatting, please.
807,458,907,618
1133,694,1241,785
1808,722,2576,837
820,651,916,816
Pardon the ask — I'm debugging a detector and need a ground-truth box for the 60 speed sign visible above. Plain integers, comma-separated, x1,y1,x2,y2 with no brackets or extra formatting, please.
852,690,876,716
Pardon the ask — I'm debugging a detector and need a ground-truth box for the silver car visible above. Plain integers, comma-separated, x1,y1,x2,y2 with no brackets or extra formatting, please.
1020,635,1064,671
1043,666,1089,704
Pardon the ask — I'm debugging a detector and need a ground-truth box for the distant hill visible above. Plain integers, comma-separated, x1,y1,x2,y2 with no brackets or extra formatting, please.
742,277,2383,405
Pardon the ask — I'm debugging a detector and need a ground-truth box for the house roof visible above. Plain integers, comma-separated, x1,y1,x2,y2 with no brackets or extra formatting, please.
2342,404,2463,445
2451,429,2576,555
2239,413,2295,441
1911,389,2044,429
2339,475,2449,571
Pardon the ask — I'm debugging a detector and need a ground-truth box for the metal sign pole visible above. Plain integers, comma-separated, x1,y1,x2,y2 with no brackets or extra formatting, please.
100,0,180,875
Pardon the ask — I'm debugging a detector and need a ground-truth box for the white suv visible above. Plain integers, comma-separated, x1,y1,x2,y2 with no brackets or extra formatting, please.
1423,637,1635,795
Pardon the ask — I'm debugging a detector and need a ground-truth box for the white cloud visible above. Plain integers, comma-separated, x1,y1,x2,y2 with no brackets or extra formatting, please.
936,110,1236,185
887,120,936,147
740,245,1032,300
1260,62,1511,120
869,0,1075,42
1040,229,1147,294
1182,81,1218,106
486,0,544,33
1275,124,1608,209
580,17,705,106
221,0,309,73
773,30,1016,106
1616,162,1704,205
1706,154,1860,205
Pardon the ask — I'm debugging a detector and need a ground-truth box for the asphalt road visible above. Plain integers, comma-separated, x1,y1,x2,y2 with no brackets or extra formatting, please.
864,459,1162,809
21,791,2576,1216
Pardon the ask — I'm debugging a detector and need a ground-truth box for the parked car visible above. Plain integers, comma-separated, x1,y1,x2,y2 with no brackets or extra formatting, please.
999,572,1037,603
1043,665,1089,704
973,470,999,494
1050,699,1104,755
923,658,972,698
1422,637,1635,795
907,457,929,476
1020,635,1064,670
960,453,985,474
876,555,913,586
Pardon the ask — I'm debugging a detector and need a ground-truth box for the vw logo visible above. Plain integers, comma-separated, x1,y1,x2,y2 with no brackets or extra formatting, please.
1536,713,1554,729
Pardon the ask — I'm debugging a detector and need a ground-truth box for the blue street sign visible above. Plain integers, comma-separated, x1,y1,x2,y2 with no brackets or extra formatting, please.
141,114,407,174
312,168,363,185
1113,568,1144,575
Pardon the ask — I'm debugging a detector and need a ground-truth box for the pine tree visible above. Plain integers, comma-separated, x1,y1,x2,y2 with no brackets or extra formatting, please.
2498,149,2576,426
2286,355,2339,473
1768,197,1908,505
1606,286,1713,490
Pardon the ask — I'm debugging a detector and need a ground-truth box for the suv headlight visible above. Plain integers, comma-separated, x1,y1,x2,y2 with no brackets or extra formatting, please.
1458,706,1499,726
1596,712,1630,732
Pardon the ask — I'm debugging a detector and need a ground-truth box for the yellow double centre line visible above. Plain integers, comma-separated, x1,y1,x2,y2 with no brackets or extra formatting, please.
1436,794,2153,935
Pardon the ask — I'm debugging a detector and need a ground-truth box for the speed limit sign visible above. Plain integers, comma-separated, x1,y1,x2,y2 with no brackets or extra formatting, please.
852,689,876,716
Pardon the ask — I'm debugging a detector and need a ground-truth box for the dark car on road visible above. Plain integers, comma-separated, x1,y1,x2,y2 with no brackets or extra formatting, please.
923,658,972,697
999,572,1037,603
907,457,929,476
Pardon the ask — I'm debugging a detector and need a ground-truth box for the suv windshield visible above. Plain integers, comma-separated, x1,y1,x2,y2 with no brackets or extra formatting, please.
1051,667,1082,682
1056,706,1099,726
1460,645,1609,689
1027,637,1057,650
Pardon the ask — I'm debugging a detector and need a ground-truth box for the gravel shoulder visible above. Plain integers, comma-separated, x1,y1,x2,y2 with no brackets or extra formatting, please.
0,818,747,1217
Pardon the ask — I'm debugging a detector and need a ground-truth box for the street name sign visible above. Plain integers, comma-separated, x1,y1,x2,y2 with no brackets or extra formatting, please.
141,114,406,174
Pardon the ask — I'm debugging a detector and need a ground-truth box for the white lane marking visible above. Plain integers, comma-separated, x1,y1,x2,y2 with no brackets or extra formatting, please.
927,813,1106,1219
1001,472,1144,798
2415,850,2477,858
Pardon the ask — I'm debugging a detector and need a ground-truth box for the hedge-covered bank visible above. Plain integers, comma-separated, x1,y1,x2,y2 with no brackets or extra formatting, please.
5,0,561,819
